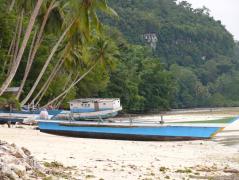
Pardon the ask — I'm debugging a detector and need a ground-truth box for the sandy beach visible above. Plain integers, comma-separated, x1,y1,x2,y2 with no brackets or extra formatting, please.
1,109,239,179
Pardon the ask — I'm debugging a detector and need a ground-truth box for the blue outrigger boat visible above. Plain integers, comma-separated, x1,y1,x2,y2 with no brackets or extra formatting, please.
38,120,224,141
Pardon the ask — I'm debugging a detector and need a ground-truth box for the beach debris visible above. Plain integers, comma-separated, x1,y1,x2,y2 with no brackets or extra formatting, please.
159,166,169,173
223,169,239,174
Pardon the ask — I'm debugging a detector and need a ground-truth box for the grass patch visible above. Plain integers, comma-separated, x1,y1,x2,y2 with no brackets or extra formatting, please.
44,161,63,168
85,174,95,179
33,170,46,178
159,166,169,172
175,168,192,173
43,176,53,180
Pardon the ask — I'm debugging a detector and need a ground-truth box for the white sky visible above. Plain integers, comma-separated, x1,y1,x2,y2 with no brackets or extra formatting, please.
180,0,239,40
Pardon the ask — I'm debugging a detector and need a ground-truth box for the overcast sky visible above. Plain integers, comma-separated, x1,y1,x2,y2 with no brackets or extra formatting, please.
181,0,239,40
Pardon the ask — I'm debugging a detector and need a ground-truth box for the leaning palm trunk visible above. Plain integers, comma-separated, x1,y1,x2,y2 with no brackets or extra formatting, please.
1,38,15,77
33,58,64,106
17,0,55,99
55,92,67,108
9,0,15,12
0,0,43,96
21,23,72,106
32,43,71,105
54,72,73,108
16,29,38,99
43,73,80,108
13,10,24,64
43,62,98,108
6,15,20,77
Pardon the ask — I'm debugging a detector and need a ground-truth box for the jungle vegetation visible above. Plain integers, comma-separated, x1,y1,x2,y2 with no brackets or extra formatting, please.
0,0,238,112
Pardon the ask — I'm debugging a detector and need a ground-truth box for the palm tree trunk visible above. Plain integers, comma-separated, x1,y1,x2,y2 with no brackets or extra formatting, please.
0,0,43,96
33,58,64,105
1,38,15,77
9,0,15,12
54,72,73,108
13,10,24,64
43,62,98,108
16,29,38,99
6,16,19,77
32,43,71,104
17,0,55,99
21,23,72,106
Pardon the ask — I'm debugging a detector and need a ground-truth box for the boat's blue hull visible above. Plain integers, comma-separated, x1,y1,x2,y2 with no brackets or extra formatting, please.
38,121,222,141
0,110,63,116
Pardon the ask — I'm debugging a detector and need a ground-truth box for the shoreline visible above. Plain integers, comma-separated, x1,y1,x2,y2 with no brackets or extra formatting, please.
1,109,239,179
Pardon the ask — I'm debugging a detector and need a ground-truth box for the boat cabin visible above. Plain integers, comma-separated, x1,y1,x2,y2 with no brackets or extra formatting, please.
69,98,121,113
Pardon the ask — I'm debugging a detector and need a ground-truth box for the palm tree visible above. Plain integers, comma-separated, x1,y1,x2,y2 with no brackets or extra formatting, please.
21,0,117,106
32,56,65,105
0,0,44,96
20,23,72,106
5,0,34,78
9,0,16,12
43,37,118,107
16,0,63,99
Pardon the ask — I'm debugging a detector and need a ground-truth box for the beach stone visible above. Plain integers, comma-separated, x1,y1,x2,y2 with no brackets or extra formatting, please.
0,141,7,145
12,151,25,159
21,147,31,156
9,164,26,177
0,164,19,180
11,143,16,148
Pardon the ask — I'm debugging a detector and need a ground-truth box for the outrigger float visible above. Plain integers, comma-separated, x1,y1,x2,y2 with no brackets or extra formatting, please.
37,119,226,141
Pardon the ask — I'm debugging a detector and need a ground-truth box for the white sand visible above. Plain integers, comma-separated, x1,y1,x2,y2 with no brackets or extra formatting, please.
0,110,239,179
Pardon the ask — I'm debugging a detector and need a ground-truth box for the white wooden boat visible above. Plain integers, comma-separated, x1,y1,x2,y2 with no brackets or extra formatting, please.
54,98,122,120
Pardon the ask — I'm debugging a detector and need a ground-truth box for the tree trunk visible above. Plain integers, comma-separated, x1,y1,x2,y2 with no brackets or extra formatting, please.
7,16,19,77
1,38,14,77
0,0,43,96
17,0,55,99
21,23,72,106
9,0,15,12
55,72,73,108
16,29,38,99
43,62,98,108
13,10,24,64
33,58,64,105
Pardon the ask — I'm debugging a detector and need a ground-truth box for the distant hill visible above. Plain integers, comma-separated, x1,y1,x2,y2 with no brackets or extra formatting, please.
100,0,239,110
104,0,234,66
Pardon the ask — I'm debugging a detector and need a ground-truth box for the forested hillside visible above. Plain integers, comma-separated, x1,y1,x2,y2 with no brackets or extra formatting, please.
0,0,239,112
99,0,239,111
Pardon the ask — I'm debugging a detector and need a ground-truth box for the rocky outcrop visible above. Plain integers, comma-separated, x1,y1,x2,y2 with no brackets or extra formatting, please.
0,140,79,180
0,140,46,180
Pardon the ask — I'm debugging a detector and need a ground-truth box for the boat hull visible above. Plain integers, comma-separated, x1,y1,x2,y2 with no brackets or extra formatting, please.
38,121,222,141
0,117,24,124
55,107,122,120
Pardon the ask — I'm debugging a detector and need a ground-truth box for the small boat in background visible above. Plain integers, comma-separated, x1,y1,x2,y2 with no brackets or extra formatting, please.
0,98,122,121
54,98,123,120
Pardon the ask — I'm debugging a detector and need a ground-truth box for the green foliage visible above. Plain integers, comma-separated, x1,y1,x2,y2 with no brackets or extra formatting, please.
1,0,239,112
0,93,20,110
101,0,239,109
99,41,175,112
